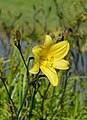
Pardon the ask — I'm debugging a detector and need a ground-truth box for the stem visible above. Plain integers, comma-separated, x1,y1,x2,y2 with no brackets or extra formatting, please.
28,86,36,120
0,77,17,115
41,82,50,119
15,42,46,119
27,57,34,69
8,100,13,120
18,45,29,76
15,42,39,119
15,71,40,120
51,71,70,119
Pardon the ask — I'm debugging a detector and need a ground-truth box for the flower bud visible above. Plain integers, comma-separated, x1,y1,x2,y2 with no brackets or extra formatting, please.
16,30,21,42
13,30,21,47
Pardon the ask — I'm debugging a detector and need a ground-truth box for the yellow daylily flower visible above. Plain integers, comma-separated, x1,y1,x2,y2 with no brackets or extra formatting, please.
29,35,70,86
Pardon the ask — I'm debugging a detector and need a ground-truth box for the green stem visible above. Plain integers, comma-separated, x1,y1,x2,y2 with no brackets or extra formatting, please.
51,72,70,119
0,77,17,115
41,82,50,119
17,45,29,77
15,71,40,120
28,87,36,120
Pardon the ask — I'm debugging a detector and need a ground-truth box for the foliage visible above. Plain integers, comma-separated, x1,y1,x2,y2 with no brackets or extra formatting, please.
0,0,87,120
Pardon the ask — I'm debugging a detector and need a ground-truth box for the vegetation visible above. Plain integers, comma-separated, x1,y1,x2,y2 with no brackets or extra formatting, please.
0,0,87,119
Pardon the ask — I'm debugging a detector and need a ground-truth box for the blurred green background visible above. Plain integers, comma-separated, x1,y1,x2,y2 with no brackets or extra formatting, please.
0,0,87,30
0,0,87,120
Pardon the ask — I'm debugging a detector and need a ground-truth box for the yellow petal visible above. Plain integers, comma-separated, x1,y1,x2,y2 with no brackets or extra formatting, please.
39,35,53,58
40,65,58,86
29,64,39,74
53,59,69,70
32,45,43,62
48,40,69,61
44,35,52,48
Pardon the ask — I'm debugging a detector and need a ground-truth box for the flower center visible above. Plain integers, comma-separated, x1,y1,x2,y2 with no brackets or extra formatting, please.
39,55,54,67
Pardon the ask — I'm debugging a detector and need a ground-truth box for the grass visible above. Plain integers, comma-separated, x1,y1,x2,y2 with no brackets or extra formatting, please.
0,0,87,119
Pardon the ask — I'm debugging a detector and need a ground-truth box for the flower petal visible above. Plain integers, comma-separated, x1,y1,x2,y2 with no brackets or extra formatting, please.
48,40,69,60
44,35,52,48
40,65,58,86
29,64,39,74
32,45,43,62
53,59,69,70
